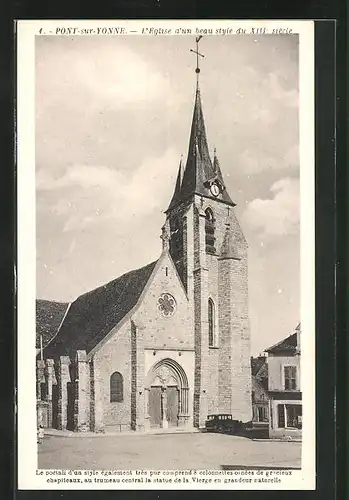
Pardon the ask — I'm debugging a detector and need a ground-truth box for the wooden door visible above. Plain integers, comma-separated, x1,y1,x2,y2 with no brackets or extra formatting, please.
149,387,162,427
166,387,179,427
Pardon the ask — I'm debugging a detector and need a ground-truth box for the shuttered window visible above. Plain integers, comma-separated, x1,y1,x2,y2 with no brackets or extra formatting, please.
284,365,297,390
110,372,123,402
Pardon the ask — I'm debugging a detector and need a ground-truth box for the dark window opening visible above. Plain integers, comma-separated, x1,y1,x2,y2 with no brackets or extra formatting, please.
286,405,302,428
277,404,285,428
278,404,302,429
40,382,47,400
169,216,183,262
205,208,216,254
258,406,268,422
110,372,124,403
208,298,215,347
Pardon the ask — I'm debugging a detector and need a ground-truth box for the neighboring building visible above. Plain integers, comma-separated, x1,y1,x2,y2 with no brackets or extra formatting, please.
251,356,269,425
36,69,252,432
35,300,69,357
265,324,302,439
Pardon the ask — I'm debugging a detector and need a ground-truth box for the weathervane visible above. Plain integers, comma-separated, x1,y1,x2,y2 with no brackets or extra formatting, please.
190,36,204,85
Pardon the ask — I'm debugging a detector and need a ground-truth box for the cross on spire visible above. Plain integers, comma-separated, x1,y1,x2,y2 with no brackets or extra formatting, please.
190,36,204,86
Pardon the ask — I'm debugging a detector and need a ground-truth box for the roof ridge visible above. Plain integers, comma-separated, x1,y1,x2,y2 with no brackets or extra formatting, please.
43,259,159,356
265,331,298,353
36,298,69,305
74,260,158,303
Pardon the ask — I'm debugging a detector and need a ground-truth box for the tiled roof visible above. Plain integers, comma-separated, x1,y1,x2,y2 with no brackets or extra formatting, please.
251,356,268,390
44,260,157,357
36,299,69,349
252,375,269,395
251,356,266,377
265,331,298,354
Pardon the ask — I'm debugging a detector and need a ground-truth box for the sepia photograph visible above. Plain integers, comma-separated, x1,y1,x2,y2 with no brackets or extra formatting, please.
17,20,315,489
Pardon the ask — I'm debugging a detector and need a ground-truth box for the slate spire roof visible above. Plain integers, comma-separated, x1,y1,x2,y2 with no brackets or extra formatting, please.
167,84,235,211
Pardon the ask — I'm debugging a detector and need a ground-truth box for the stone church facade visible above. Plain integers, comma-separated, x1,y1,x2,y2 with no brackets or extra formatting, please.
36,80,252,433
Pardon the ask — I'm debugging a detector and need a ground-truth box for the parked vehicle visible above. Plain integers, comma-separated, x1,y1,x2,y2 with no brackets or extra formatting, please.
243,420,269,439
205,414,243,434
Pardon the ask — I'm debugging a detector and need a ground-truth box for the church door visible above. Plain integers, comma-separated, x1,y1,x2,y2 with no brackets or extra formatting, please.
166,387,179,427
149,387,162,427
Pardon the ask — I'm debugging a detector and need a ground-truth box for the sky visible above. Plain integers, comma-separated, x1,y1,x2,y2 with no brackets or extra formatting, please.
36,34,300,356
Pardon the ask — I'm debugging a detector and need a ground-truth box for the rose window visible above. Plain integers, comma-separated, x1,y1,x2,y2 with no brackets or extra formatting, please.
157,293,176,317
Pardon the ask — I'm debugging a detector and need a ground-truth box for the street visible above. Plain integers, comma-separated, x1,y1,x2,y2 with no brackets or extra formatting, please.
38,432,301,470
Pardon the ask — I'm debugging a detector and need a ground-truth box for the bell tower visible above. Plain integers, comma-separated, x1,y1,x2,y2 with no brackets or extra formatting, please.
164,38,252,427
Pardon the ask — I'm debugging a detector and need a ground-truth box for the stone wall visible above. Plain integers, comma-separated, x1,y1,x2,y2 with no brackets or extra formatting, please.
74,350,90,432
191,195,252,424
93,321,132,431
268,354,301,392
132,253,194,351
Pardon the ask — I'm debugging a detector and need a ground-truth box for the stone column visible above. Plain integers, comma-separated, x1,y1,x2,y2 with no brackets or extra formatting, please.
92,358,104,433
56,356,70,431
178,388,190,427
45,359,55,428
144,388,150,430
161,387,168,429
36,360,45,400
75,350,90,432
130,321,137,431
134,322,145,432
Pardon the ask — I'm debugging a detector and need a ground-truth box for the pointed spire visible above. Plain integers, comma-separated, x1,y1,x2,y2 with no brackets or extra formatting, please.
166,41,236,213
167,156,185,211
178,154,184,185
213,147,219,174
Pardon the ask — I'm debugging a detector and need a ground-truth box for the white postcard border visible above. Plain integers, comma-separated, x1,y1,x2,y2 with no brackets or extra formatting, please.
17,19,315,490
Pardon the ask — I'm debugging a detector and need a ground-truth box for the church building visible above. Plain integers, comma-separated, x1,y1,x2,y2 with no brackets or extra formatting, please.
36,56,252,433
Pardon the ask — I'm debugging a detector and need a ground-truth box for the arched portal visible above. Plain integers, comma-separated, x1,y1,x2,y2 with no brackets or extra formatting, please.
146,358,189,429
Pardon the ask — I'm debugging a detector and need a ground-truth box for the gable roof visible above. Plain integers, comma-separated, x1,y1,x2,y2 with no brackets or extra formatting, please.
44,260,157,357
36,299,69,349
265,331,298,355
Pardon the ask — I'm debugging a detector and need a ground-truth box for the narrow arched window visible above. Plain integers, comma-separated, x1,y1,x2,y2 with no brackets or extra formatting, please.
110,372,123,402
208,298,215,347
205,208,216,254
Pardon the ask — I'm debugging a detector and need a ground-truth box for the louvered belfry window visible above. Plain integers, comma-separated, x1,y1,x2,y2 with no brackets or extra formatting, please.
110,372,123,402
205,208,216,254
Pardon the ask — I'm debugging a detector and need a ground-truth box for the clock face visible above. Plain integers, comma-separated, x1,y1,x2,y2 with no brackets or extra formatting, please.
210,183,220,197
